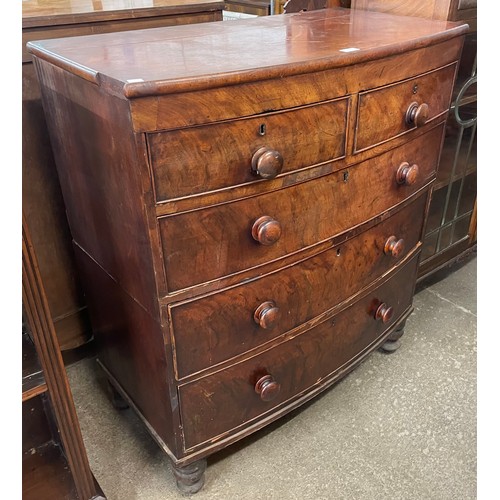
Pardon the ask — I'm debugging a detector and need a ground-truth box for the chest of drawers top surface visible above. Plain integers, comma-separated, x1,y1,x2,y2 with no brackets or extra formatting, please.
27,7,466,97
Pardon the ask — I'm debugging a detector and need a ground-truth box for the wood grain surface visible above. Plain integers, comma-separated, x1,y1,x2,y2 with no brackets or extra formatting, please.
159,124,443,291
148,97,348,201
22,216,98,499
355,63,457,151
170,194,427,379
29,8,465,474
179,254,419,450
27,8,467,97
23,0,224,27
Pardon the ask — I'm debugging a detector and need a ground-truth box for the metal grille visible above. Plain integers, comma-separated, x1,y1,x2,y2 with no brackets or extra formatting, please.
421,34,477,266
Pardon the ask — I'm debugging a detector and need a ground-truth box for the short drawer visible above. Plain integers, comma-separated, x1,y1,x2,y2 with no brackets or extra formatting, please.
148,98,348,201
170,193,427,378
178,254,419,450
354,63,456,152
159,122,444,291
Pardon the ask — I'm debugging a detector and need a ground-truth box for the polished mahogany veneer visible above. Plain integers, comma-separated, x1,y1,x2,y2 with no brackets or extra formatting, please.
169,194,427,379
28,7,467,493
159,123,444,291
22,0,225,351
179,254,420,450
148,97,348,200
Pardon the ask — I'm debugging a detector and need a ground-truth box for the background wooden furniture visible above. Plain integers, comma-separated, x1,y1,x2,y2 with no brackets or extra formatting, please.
22,215,104,500
224,0,349,17
351,0,477,280
224,0,270,16
22,0,225,352
28,8,466,493
351,0,475,26
280,0,349,15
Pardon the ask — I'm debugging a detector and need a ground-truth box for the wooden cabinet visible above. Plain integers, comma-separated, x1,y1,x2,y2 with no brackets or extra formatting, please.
351,0,477,280
224,0,349,17
22,0,225,352
28,8,467,493
351,0,476,26
22,216,104,500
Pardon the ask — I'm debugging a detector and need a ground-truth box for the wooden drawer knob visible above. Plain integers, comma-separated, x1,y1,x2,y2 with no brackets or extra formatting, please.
406,102,429,127
252,216,282,246
396,162,419,186
384,236,405,258
255,375,281,402
375,303,394,323
254,301,280,329
251,147,284,179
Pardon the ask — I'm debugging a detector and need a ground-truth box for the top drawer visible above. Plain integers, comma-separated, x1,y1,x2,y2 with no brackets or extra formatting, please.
354,63,456,152
148,98,348,202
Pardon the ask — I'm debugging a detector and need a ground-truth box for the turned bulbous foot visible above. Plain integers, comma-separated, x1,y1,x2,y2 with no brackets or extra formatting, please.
172,459,207,495
106,380,129,410
380,321,406,353
380,338,402,352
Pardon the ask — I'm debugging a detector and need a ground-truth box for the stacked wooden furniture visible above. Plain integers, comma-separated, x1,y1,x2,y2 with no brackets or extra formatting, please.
281,0,350,15
22,0,225,353
224,0,349,17
28,8,467,493
351,0,477,280
224,0,270,16
352,0,475,25
22,216,104,500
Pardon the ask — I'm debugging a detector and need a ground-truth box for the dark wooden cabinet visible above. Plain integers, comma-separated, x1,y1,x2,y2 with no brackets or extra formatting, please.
22,0,225,352
28,8,467,493
224,0,350,17
351,0,475,26
22,216,104,500
351,0,477,280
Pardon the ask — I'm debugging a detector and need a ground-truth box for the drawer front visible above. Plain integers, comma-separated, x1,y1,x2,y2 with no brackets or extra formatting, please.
179,254,419,450
159,123,443,291
354,63,456,152
148,98,348,202
170,193,427,378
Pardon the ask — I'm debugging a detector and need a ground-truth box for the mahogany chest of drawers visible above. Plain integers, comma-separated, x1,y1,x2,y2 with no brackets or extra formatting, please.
28,8,467,493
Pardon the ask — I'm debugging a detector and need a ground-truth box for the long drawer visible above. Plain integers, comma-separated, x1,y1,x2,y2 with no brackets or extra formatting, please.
178,253,419,451
169,193,426,379
354,63,455,152
148,97,348,202
159,122,444,291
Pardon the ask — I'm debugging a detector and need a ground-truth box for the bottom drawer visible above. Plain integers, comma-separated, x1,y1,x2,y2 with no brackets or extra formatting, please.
179,254,419,451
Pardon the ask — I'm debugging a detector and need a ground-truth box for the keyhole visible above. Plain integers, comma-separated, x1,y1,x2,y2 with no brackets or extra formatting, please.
412,84,419,94
259,123,266,136
337,247,341,256
343,171,349,183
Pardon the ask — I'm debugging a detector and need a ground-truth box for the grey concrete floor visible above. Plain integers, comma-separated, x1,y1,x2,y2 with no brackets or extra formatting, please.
67,257,476,500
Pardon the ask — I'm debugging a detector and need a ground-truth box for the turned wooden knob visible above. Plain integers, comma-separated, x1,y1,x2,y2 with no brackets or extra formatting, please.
255,374,281,402
254,301,280,329
396,162,419,186
252,216,282,245
384,236,405,258
251,147,284,179
406,102,429,127
375,303,394,323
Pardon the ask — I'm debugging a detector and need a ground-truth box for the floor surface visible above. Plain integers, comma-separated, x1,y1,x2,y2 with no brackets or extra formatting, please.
67,257,477,500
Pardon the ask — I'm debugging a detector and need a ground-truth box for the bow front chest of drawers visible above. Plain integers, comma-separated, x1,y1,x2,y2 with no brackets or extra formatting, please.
28,9,467,493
